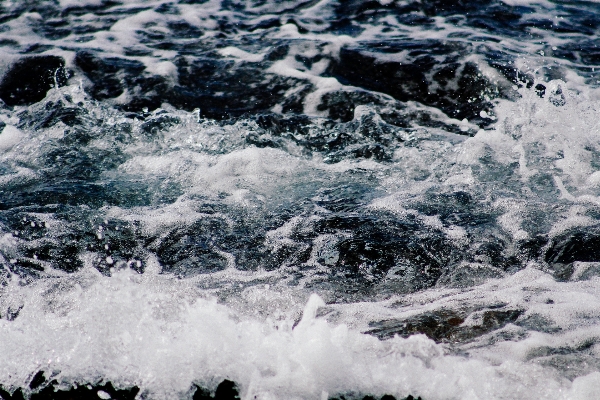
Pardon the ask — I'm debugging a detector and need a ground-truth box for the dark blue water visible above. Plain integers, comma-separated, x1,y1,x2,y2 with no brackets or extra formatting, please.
2,1,600,399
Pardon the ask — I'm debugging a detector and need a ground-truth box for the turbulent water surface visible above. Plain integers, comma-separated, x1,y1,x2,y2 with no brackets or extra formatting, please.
2,0,600,399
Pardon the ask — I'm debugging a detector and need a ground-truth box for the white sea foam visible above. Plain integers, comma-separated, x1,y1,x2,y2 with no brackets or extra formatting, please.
218,47,265,63
1,266,600,400
58,0,104,7
141,59,178,81
0,125,24,151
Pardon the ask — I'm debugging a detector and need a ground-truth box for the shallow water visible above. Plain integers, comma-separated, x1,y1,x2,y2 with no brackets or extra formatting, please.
2,0,600,399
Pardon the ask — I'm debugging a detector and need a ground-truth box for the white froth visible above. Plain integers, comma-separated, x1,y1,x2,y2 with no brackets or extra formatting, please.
0,267,599,400
141,60,178,81
267,52,342,117
455,80,600,211
59,0,104,7
0,125,24,151
218,47,265,63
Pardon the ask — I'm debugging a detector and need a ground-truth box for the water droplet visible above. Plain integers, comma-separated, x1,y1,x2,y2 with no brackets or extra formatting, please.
97,390,111,400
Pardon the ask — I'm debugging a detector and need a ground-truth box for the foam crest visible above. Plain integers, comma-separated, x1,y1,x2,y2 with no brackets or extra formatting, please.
1,267,599,399
0,125,24,151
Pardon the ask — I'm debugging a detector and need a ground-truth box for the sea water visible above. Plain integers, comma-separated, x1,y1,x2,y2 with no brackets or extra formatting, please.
2,0,600,399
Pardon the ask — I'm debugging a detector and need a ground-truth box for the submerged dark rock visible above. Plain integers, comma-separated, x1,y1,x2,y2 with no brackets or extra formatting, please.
0,377,243,400
329,394,422,400
0,378,421,400
30,382,140,400
0,377,140,400
366,307,523,343
193,379,240,400
366,309,465,342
